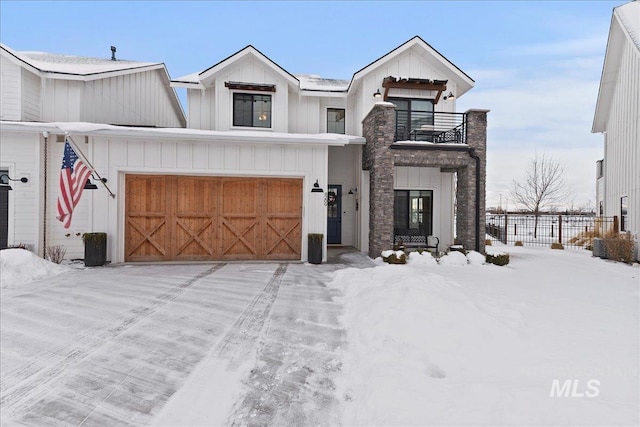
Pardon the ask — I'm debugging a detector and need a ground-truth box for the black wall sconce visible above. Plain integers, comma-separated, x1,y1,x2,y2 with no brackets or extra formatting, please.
373,89,382,99
84,176,107,190
0,174,28,190
311,179,324,193
348,187,358,195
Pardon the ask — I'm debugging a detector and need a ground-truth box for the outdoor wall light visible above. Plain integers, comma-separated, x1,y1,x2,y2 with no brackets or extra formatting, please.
443,91,455,101
0,174,28,190
373,89,382,98
311,179,324,193
84,176,107,190
348,187,358,195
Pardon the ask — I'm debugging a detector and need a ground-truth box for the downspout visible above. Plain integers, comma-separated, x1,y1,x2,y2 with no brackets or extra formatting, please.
468,147,481,252
42,132,48,257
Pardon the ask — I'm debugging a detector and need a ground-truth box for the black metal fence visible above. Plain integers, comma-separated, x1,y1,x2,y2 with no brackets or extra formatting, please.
485,214,619,249
395,111,466,144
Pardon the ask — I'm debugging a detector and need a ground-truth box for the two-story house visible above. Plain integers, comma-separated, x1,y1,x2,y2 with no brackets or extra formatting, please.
593,1,640,261
0,36,488,263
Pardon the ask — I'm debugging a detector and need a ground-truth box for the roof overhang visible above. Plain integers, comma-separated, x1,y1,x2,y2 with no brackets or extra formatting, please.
592,3,639,133
171,45,299,90
348,36,474,97
0,121,365,146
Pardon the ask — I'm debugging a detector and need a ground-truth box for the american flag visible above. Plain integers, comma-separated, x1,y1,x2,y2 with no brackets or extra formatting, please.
56,140,92,229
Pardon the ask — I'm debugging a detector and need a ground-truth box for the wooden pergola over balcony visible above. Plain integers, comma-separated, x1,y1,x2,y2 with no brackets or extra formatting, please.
382,76,448,103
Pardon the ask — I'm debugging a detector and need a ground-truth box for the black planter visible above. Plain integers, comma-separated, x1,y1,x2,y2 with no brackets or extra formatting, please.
308,234,323,264
83,232,107,267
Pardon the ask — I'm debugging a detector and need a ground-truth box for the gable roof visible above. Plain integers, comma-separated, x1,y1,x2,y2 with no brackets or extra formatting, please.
0,43,165,81
1,43,186,126
348,36,475,96
171,45,299,89
592,1,640,133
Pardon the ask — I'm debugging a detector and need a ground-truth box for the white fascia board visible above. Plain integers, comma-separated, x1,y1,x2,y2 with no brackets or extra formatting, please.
347,36,475,96
592,15,623,133
198,47,299,89
0,121,366,146
170,81,205,89
39,64,166,82
300,90,347,98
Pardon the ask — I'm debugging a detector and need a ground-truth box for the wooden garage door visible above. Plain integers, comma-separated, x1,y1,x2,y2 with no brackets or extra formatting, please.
125,175,302,262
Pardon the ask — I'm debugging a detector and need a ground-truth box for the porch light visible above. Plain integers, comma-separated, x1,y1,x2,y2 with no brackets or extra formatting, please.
311,179,324,193
0,174,28,190
83,176,107,190
84,179,98,190
348,187,358,195
443,91,455,101
373,89,382,99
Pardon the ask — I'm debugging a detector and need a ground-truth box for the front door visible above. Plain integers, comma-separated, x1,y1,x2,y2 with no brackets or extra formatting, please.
327,185,341,244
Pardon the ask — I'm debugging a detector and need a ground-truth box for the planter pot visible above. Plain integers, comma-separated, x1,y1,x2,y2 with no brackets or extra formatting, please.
308,234,323,264
83,232,107,267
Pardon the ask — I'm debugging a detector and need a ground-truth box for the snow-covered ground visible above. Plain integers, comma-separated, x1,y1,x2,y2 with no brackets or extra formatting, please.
330,245,639,426
1,246,638,426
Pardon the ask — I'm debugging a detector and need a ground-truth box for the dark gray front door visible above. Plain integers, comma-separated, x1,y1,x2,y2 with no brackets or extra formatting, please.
327,185,341,244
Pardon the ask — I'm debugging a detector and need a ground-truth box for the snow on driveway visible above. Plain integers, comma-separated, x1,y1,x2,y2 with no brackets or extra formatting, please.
1,246,638,426
1,249,367,426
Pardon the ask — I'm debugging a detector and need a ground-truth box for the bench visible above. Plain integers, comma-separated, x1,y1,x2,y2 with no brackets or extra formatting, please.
394,229,439,255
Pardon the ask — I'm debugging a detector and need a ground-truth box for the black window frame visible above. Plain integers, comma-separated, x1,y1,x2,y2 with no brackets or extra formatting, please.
621,196,628,232
389,97,434,141
393,190,434,236
326,108,346,134
232,93,272,128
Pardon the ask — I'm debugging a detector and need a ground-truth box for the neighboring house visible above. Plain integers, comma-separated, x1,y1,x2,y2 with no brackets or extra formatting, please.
0,36,488,263
592,1,640,261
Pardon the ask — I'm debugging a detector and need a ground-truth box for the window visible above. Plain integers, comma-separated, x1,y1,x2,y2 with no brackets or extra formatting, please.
389,98,434,141
394,190,433,235
233,93,271,128
621,196,628,232
327,108,345,134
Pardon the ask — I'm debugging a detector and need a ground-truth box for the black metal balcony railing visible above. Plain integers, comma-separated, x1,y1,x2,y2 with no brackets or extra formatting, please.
395,111,466,144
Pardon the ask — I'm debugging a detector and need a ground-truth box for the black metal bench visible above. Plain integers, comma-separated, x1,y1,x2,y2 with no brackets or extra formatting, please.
394,229,439,255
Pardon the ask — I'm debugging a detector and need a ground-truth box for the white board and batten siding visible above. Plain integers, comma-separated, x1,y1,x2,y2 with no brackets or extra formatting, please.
37,69,184,127
189,56,291,132
394,166,455,248
0,58,22,120
603,38,640,258
66,136,329,263
0,132,43,252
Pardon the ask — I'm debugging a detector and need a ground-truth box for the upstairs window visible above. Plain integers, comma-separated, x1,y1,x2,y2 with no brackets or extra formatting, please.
327,108,345,134
233,93,271,128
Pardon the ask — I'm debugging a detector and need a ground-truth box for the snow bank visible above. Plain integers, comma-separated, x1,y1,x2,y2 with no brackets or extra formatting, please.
0,249,70,290
329,246,639,425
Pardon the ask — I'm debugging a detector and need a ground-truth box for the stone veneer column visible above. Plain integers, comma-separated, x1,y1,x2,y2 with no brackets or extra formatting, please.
458,109,488,252
362,103,396,258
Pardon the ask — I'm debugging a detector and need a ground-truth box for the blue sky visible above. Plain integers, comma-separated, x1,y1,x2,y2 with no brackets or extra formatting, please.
0,0,625,210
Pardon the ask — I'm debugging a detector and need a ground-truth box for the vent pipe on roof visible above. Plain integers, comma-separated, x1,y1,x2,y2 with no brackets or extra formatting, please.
111,46,116,61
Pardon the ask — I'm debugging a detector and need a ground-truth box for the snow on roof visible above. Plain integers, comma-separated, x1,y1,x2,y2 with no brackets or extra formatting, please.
2,44,161,76
616,1,640,51
295,74,349,92
0,121,366,146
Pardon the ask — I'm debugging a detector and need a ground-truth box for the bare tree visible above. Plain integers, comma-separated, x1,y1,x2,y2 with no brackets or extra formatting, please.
511,153,569,238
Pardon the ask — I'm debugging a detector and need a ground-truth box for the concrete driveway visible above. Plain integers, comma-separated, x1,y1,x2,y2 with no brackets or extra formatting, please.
0,249,373,426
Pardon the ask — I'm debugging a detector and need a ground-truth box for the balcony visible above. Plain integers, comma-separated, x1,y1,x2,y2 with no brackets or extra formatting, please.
394,111,466,144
